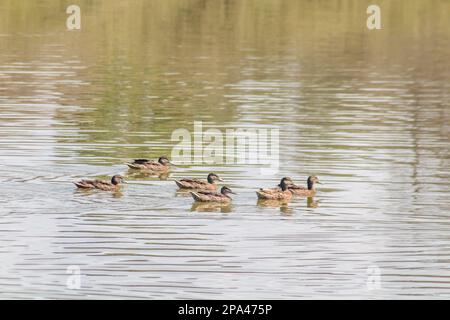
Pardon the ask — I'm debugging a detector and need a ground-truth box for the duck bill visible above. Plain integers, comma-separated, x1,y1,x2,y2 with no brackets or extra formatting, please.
218,178,224,182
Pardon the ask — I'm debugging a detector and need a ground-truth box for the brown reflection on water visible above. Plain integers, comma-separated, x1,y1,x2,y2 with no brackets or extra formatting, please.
257,199,293,215
191,202,233,213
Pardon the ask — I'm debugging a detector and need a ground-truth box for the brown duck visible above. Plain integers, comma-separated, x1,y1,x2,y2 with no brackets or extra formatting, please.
175,173,223,190
288,176,321,197
74,175,126,191
256,177,293,200
126,156,172,171
190,186,235,203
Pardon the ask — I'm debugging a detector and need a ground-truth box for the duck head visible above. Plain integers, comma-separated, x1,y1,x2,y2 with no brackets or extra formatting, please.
158,156,173,166
279,177,293,191
307,176,321,190
111,175,126,185
220,186,236,197
207,173,223,184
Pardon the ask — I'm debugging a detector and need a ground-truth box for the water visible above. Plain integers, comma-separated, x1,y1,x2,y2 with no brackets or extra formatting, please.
0,0,449,299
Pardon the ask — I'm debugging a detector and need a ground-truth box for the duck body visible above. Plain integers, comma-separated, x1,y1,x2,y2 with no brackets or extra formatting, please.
176,179,216,190
175,173,223,190
288,185,316,197
126,156,171,171
288,176,321,197
190,186,235,203
74,175,125,191
256,177,293,201
256,188,292,201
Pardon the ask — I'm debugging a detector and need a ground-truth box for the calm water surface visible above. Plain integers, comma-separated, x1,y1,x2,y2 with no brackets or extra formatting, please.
0,1,450,299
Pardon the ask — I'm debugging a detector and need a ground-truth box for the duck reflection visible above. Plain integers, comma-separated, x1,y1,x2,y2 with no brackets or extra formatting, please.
257,199,293,215
191,202,233,213
126,169,170,180
307,197,319,208
111,191,124,198
74,188,123,199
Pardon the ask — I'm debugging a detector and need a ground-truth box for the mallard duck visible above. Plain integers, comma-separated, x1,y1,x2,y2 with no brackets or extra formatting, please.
256,177,293,200
190,186,235,203
175,173,223,190
288,176,321,197
74,175,126,191
126,156,172,171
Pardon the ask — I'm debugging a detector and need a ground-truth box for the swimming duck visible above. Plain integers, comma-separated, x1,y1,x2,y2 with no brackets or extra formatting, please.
175,173,223,190
190,186,236,203
259,177,292,192
74,175,126,191
288,176,321,197
126,156,172,171
256,177,293,200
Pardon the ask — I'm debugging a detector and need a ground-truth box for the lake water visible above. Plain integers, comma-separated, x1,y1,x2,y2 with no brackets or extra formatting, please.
0,0,449,299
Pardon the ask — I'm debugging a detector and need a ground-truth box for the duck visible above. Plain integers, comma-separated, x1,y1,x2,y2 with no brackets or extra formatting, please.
259,177,292,192
126,156,172,171
190,186,236,203
74,175,126,191
256,177,293,200
288,176,321,197
175,173,223,190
